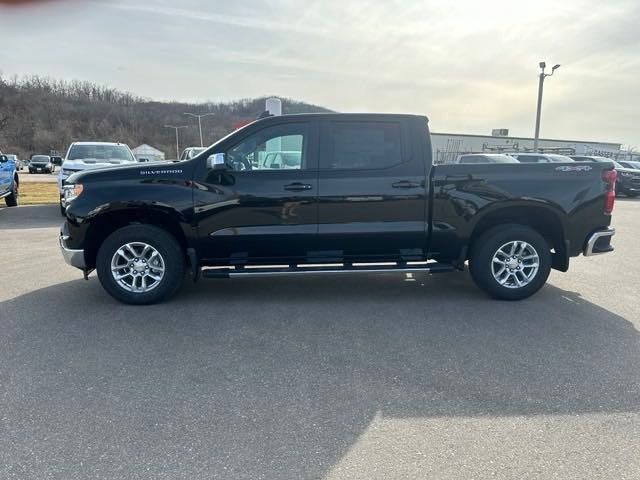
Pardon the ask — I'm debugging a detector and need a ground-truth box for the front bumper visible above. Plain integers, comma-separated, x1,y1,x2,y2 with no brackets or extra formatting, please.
59,230,86,269
584,227,615,256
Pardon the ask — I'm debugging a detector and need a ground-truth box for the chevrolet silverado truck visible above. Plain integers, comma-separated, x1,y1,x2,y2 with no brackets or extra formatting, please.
59,113,617,305
0,152,19,207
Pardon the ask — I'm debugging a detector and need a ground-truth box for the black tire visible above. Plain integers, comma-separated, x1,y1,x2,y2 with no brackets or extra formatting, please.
469,224,552,301
5,179,18,207
96,225,185,305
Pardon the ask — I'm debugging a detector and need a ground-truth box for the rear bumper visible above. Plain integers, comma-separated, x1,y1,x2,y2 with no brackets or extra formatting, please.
584,227,615,256
59,229,86,269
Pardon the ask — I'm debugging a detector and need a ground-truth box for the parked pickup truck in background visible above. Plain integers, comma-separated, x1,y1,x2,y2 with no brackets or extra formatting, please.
570,155,640,198
58,142,138,215
59,113,617,305
0,152,19,207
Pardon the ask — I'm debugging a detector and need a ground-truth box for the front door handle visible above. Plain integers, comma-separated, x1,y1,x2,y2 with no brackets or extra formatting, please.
284,182,313,191
392,180,421,189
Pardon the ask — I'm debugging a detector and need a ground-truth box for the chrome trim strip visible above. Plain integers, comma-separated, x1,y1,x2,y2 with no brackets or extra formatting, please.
202,262,455,278
584,228,615,256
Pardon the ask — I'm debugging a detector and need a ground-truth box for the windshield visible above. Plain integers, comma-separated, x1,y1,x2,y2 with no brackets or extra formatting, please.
67,144,135,162
547,155,575,162
487,155,518,163
613,161,625,169
31,155,49,161
187,148,206,159
626,161,640,169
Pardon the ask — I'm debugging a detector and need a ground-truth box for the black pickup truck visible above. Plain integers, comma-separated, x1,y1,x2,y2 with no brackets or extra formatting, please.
59,113,616,304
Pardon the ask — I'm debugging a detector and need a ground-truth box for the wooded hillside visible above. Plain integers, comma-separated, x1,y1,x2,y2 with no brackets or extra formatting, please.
0,75,331,158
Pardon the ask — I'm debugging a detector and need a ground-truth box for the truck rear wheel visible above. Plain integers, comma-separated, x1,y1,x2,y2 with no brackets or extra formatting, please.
469,224,551,300
96,225,185,305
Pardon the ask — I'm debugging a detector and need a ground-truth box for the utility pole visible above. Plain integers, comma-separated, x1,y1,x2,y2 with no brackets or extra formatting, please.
183,112,216,147
533,61,561,152
164,125,188,160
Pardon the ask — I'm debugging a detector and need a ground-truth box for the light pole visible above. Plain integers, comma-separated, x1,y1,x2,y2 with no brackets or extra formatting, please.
184,112,216,147
165,125,188,160
533,61,561,151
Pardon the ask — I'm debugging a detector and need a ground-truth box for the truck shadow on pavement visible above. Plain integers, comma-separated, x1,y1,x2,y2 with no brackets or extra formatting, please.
1,274,639,478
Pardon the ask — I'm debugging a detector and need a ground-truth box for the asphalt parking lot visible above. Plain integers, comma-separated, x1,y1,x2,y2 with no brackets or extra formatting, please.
16,170,59,183
1,201,639,480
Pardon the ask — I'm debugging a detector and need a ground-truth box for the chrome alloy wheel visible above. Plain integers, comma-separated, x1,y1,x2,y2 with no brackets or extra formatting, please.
110,242,165,293
491,241,540,289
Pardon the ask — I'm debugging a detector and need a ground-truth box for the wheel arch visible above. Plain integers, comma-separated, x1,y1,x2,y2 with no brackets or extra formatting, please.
468,203,569,271
83,207,189,269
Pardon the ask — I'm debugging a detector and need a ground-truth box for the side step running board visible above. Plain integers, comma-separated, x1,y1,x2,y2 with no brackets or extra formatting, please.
201,262,456,279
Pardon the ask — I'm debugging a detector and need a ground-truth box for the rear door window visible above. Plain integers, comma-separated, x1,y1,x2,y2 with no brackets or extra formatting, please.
321,121,403,170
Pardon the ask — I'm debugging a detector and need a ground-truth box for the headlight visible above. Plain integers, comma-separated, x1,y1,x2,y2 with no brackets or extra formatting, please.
620,171,633,177
63,184,84,202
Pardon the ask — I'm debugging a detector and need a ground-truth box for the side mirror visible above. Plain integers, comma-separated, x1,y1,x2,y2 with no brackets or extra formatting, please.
207,153,226,170
0,155,7,163
138,157,149,162
52,157,63,166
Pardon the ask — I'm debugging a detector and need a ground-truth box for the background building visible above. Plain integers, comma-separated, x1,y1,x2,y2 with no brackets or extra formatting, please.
132,144,165,162
431,130,622,164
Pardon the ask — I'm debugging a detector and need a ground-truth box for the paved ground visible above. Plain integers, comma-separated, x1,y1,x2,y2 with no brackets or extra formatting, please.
17,170,58,183
1,201,639,480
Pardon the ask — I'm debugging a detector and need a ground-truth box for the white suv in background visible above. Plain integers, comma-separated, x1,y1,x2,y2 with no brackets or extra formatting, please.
58,142,137,215
509,153,575,163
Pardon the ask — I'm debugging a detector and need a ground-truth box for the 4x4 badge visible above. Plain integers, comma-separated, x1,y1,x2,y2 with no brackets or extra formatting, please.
555,165,593,172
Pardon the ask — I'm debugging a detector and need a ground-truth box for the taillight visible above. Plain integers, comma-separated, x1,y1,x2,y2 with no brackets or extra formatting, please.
602,169,617,215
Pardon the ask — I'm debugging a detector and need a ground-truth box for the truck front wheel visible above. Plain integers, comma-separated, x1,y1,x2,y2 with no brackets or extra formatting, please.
469,224,552,300
96,225,185,305
5,179,19,207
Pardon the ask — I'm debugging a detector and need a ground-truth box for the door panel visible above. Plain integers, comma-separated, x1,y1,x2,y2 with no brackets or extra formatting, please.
193,121,319,264
316,119,428,262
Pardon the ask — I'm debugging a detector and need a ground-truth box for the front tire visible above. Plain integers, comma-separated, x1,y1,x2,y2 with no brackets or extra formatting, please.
5,180,18,207
96,225,185,305
469,224,552,300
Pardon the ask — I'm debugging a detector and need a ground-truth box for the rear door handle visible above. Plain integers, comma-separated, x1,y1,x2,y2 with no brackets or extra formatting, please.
392,180,421,188
284,182,313,191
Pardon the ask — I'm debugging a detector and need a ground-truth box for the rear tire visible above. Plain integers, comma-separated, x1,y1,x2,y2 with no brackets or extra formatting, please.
5,180,18,207
96,225,185,305
469,224,552,300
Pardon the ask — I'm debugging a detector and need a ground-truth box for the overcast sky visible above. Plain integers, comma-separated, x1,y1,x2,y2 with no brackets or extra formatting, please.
1,0,639,145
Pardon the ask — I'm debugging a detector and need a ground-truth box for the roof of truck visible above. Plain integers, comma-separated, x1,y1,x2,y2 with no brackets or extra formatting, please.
70,142,128,146
258,113,429,121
